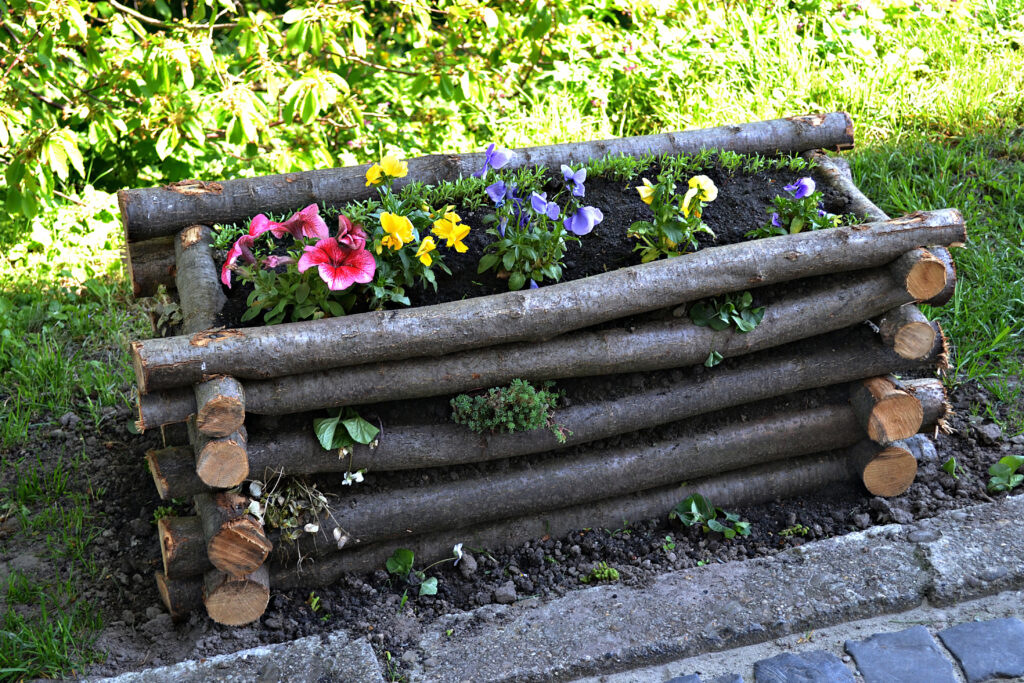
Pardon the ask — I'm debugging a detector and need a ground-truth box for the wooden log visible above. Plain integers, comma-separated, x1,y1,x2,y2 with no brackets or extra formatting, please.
174,225,227,335
273,403,873,562
188,419,249,489
271,450,854,589
237,260,930,415
147,447,195,501
126,235,177,298
849,377,924,445
147,325,946,499
848,440,917,497
119,113,854,242
194,376,245,438
893,248,947,302
136,387,195,433
155,571,201,622
904,378,951,433
195,492,272,577
920,246,957,307
158,516,207,579
203,565,270,626
129,208,966,394
803,151,889,222
877,305,936,360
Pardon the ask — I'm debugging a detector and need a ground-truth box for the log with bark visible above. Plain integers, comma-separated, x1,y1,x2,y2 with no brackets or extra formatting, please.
194,492,272,576
119,113,854,243
155,571,201,622
145,324,947,499
137,252,950,421
203,565,270,626
849,376,924,445
126,235,177,298
904,378,952,434
194,376,245,437
129,209,965,394
920,246,957,307
157,516,207,579
189,419,249,489
174,225,226,335
876,305,937,360
848,439,918,497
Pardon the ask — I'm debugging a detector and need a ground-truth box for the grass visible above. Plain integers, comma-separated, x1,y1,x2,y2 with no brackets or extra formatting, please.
2,1,1024,678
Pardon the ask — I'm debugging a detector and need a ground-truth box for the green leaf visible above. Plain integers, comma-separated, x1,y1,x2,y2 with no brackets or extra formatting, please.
502,251,516,271
282,8,306,23
508,271,526,291
341,414,379,445
300,89,318,125
941,457,958,479
155,127,179,160
294,283,309,304
478,253,499,273
313,415,341,451
386,548,415,576
418,576,438,596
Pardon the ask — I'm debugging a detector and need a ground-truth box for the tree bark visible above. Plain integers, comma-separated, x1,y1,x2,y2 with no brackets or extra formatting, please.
194,376,245,437
272,403,875,562
119,113,854,242
129,208,965,394
271,450,854,589
158,516,207,580
146,325,946,499
155,571,201,622
849,377,924,445
174,225,227,335
194,492,272,577
136,387,195,433
234,260,931,415
203,565,270,626
848,440,918,497
126,235,177,297
877,305,937,360
189,419,249,489
904,378,951,434
803,152,889,222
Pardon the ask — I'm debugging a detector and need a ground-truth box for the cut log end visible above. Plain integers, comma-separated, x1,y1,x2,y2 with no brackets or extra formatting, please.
904,253,947,302
203,566,270,626
892,322,937,360
861,446,917,497
850,377,924,445
208,517,273,577
194,431,249,489
195,376,246,438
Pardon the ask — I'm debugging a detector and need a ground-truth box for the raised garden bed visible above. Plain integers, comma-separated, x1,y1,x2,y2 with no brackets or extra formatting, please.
118,112,967,626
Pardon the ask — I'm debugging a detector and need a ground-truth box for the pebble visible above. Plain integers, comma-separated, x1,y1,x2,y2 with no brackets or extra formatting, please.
907,529,941,543
493,581,517,605
59,411,80,429
978,566,1008,582
400,650,419,665
853,513,872,529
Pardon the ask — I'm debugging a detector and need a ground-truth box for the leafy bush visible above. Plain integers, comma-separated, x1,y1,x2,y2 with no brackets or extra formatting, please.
450,379,567,442
670,493,751,539
689,291,765,333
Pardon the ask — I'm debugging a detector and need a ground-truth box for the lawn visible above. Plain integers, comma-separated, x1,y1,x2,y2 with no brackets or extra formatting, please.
1,0,1022,678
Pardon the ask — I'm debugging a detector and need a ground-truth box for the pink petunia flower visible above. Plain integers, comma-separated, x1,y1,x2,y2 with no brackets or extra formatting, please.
336,215,367,251
297,238,376,291
269,204,330,240
221,215,276,288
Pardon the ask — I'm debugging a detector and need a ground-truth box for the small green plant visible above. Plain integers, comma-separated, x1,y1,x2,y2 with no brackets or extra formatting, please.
780,524,810,537
942,457,960,479
670,493,751,539
385,544,464,597
151,505,175,524
630,172,717,262
689,290,765,333
451,379,568,442
746,176,848,239
987,455,1024,493
314,407,380,455
661,535,676,552
579,561,620,583
306,591,321,612
586,151,654,183
717,149,744,175
704,350,724,367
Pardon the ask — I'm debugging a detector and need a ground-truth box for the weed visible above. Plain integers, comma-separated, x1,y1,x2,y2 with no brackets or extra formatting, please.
689,291,764,333
661,535,676,552
671,493,751,539
987,455,1024,493
780,524,810,537
451,379,568,442
579,562,620,584
942,457,960,480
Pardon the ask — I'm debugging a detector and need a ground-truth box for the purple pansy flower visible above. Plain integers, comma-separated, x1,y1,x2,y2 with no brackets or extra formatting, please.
529,279,539,289
472,143,514,179
486,180,508,206
770,212,782,227
561,164,587,197
783,177,815,199
563,205,604,236
530,192,560,220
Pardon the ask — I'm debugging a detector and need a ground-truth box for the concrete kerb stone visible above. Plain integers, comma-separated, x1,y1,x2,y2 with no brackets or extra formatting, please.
91,632,383,683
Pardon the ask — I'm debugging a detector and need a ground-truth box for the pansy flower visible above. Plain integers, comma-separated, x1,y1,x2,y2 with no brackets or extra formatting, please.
337,215,367,251
636,178,656,205
379,154,408,179
561,164,587,197
472,143,514,179
365,164,384,186
297,237,376,291
486,180,509,206
564,205,604,236
682,175,718,217
415,236,437,266
529,192,560,220
784,177,815,199
220,215,275,288
380,212,414,251
432,211,470,252
268,204,330,240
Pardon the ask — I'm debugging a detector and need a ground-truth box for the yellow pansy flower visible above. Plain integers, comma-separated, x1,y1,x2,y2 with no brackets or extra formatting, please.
636,178,656,205
431,211,470,253
380,154,408,179
380,212,414,249
682,175,718,218
415,236,437,266
365,164,384,186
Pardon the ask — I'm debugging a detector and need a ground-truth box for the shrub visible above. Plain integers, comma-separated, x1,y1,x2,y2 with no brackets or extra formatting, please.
450,379,568,442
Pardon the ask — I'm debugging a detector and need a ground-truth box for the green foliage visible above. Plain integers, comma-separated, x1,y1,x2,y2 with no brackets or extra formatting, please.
629,172,717,262
746,180,850,239
670,494,751,539
987,455,1024,493
579,561,620,584
942,457,960,480
385,548,454,597
242,258,352,325
704,351,724,368
780,524,810,537
451,379,567,442
313,408,379,453
689,291,765,333
586,152,655,183
661,535,676,552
